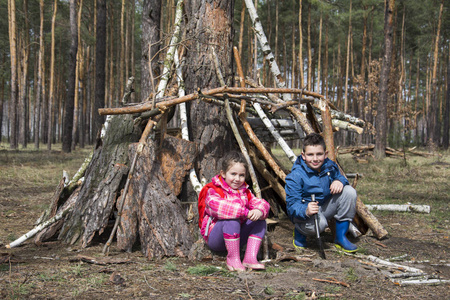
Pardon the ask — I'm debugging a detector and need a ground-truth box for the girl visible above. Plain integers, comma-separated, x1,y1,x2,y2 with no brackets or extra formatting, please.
201,151,270,271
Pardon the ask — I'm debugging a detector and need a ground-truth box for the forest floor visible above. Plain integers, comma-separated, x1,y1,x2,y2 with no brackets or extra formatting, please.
0,143,449,299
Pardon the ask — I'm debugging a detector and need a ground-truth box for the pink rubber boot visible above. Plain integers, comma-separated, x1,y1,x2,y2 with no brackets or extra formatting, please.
242,235,265,270
224,235,246,272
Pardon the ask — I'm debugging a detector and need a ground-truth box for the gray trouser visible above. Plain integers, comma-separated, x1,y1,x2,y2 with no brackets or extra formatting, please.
293,185,357,236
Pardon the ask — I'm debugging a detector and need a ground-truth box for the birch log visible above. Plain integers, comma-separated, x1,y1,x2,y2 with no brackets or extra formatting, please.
365,204,430,214
175,49,203,194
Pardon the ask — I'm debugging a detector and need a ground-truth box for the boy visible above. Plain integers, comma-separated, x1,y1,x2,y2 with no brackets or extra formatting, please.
285,133,358,252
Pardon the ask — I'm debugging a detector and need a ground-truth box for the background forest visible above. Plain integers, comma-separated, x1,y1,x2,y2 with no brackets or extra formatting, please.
1,0,449,153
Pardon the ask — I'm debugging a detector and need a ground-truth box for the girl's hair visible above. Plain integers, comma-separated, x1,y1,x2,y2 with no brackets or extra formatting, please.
303,133,327,151
221,151,248,175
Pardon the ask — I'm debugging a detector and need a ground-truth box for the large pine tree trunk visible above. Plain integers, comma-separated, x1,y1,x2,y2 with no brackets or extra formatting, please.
183,0,236,181
141,0,162,102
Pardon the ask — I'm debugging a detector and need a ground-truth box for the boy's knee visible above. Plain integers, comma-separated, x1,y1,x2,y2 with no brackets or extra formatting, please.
343,185,357,200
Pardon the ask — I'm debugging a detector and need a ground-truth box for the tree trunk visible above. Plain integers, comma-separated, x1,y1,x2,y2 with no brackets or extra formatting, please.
93,0,106,138
443,42,450,150
337,43,343,109
130,0,136,102
18,0,29,148
72,0,84,151
344,0,352,113
307,2,311,90
274,0,279,70
316,12,322,93
62,0,76,153
291,22,296,89
427,0,444,146
107,4,114,108
323,20,328,97
8,0,18,149
375,0,395,158
119,0,125,99
49,0,58,151
141,0,162,102
0,54,4,140
298,0,303,88
34,0,45,149
183,0,236,181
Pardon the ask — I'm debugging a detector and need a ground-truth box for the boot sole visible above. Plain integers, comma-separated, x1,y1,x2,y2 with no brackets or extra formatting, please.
335,243,357,253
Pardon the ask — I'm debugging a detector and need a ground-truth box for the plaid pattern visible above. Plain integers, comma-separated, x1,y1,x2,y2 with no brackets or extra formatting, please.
201,175,270,239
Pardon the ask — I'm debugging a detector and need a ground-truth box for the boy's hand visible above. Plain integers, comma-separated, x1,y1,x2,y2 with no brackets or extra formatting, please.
306,201,319,217
247,209,263,221
330,180,344,194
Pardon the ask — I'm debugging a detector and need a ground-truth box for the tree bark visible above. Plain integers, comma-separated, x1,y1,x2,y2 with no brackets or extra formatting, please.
183,0,236,181
375,0,395,159
72,0,84,151
94,0,106,138
316,12,322,93
8,0,18,149
298,0,304,88
47,0,58,151
141,0,162,102
62,0,77,153
443,42,450,150
59,115,141,247
427,0,444,146
117,137,196,256
18,0,29,148
34,0,45,149
307,2,311,90
344,0,352,113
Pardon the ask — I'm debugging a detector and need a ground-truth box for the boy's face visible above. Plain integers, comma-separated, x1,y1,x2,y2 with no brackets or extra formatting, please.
301,145,328,171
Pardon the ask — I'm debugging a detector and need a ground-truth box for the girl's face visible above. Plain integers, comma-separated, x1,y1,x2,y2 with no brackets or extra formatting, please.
220,162,247,190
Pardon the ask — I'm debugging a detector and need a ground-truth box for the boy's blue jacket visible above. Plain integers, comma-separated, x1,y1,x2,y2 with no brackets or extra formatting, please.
285,156,349,221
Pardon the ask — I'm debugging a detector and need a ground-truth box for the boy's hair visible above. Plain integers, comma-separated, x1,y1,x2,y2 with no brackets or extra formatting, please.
221,151,248,175
303,133,327,152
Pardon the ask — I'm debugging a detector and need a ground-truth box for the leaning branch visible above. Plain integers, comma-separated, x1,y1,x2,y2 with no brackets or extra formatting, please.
7,206,72,248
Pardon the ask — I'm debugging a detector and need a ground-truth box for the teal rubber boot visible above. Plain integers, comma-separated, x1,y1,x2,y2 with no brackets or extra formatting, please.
334,220,358,253
293,228,307,249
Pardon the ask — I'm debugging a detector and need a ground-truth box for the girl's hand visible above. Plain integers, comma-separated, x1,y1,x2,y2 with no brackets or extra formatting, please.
247,209,263,221
330,180,344,194
306,201,319,217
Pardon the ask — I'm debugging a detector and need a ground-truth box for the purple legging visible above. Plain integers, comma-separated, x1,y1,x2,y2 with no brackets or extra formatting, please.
207,219,266,252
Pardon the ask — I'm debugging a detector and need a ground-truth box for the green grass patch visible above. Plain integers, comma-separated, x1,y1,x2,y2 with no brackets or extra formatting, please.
345,267,358,282
164,260,177,272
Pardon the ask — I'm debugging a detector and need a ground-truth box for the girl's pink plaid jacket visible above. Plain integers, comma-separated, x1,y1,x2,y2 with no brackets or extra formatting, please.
200,174,270,241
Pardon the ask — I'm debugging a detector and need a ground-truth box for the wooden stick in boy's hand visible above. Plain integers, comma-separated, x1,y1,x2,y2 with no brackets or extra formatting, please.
312,194,326,259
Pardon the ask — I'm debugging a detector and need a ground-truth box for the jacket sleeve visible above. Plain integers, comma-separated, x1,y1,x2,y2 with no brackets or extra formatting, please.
329,162,349,186
246,192,271,219
285,171,309,220
205,188,248,220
